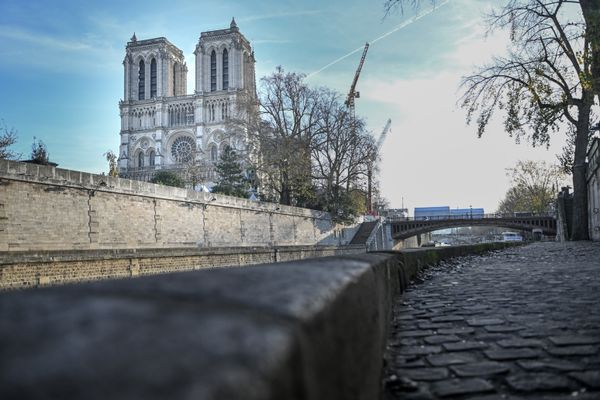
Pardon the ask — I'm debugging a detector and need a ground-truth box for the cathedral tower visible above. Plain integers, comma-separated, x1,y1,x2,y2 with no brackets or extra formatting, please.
123,35,187,101
118,21,256,186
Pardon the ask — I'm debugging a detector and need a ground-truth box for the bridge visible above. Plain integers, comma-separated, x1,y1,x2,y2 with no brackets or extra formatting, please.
390,213,557,240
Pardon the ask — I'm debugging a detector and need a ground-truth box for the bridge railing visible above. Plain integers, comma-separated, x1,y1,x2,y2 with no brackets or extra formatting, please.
386,212,555,222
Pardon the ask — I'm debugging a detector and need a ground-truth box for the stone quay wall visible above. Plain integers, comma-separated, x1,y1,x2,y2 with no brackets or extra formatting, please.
0,159,340,252
0,245,365,290
0,242,519,400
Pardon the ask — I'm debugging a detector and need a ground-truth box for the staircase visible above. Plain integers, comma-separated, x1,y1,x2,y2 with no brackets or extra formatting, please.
349,221,379,245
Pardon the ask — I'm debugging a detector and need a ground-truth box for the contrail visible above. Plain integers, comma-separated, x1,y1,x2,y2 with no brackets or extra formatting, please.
306,0,450,79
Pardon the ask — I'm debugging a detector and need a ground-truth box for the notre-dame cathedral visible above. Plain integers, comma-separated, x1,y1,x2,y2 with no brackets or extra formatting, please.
117,19,256,185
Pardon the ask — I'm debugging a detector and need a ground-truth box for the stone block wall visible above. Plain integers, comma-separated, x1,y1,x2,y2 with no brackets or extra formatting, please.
0,160,336,252
0,245,365,290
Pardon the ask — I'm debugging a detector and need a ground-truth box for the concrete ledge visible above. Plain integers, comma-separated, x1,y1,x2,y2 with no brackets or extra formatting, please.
0,242,517,399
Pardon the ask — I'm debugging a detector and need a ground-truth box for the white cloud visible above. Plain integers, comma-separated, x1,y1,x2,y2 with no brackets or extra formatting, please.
0,26,91,51
238,10,324,22
361,41,564,213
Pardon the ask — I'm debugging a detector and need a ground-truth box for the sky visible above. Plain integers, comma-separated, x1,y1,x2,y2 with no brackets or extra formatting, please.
0,0,568,213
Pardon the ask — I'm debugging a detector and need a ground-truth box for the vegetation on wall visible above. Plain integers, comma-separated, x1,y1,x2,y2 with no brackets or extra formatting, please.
150,170,185,188
211,146,249,198
30,137,50,165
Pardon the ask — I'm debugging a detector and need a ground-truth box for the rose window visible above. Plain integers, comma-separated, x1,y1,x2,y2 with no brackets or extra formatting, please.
171,136,195,163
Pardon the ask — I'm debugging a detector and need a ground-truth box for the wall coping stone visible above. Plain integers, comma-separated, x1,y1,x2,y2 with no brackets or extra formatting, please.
0,242,516,399
0,245,364,265
0,159,330,219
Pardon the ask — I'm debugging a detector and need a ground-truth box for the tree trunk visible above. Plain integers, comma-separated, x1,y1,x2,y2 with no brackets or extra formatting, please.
570,90,593,240
580,0,600,103
571,164,589,240
280,167,291,205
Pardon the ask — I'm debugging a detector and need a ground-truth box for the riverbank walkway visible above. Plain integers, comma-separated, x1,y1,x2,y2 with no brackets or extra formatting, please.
384,242,600,400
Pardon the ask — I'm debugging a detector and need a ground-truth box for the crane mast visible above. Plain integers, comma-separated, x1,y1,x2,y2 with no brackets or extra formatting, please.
367,118,392,213
345,42,370,119
376,118,392,151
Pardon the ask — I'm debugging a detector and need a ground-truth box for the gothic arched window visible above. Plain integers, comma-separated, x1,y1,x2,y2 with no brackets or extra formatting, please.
138,151,144,168
210,50,217,91
173,63,177,96
222,49,229,90
149,150,155,166
138,60,145,100
150,58,157,98
210,145,217,162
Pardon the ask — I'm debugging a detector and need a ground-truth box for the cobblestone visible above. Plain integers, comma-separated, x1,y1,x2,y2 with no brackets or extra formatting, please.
483,348,540,361
383,242,600,399
449,362,510,377
568,371,600,388
424,335,461,344
505,373,574,392
442,341,489,352
549,336,600,346
431,378,494,397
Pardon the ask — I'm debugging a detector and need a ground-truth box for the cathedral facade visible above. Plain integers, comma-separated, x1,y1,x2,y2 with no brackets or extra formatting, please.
117,19,256,184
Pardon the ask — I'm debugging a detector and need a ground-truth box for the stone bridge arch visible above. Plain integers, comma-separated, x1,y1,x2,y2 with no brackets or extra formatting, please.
390,216,556,241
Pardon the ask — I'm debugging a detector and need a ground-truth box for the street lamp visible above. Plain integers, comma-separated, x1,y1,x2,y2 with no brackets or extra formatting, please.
470,205,473,219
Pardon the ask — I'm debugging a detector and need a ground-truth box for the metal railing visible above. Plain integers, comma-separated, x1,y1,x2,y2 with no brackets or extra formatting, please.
387,212,555,222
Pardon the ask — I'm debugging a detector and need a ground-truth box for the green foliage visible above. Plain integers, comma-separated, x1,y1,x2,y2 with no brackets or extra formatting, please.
30,137,50,165
496,160,567,214
150,170,185,188
211,146,249,198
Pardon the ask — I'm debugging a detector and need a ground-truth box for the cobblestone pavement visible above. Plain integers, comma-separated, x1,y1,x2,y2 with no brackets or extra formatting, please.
383,242,600,400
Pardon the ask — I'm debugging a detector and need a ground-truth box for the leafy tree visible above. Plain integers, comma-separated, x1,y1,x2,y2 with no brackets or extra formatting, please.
0,120,19,160
211,146,249,198
497,160,567,214
150,170,185,188
104,150,118,177
30,137,50,165
460,0,597,240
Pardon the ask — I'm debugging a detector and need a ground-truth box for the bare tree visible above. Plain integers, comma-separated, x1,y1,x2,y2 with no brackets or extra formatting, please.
383,0,437,17
311,89,375,218
0,120,19,160
460,0,597,240
253,66,321,206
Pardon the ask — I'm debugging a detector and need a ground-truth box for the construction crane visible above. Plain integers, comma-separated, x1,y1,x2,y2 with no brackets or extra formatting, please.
345,42,370,120
367,118,392,213
376,118,392,151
